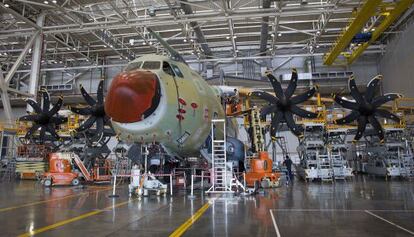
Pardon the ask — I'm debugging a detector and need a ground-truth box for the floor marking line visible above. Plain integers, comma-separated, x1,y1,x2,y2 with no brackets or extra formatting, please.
271,209,414,212
269,210,281,237
17,199,132,237
0,187,112,213
169,202,211,237
364,210,414,235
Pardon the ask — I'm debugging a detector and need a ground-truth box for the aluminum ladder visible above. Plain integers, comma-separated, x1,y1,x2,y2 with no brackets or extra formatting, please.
206,119,233,193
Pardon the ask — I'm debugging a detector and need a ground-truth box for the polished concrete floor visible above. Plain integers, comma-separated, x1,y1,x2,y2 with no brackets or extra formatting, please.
0,175,413,237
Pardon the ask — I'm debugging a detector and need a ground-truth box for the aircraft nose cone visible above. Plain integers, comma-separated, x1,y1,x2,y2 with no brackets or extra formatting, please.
105,70,159,123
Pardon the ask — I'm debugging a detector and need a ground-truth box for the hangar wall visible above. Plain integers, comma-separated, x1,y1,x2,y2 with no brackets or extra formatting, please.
380,20,414,97
38,54,380,96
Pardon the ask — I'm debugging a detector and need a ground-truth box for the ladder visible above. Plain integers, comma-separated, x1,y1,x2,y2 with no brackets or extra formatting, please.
206,119,233,193
330,151,345,179
71,153,93,181
1,160,16,182
250,108,265,153
401,155,414,178
317,151,333,182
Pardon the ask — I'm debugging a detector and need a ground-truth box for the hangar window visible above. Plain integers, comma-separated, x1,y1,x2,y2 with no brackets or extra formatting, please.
163,62,175,77
124,61,142,72
142,61,161,70
171,64,184,78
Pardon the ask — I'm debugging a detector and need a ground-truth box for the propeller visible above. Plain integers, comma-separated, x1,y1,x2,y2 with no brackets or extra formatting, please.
70,80,113,142
251,69,318,137
333,75,402,142
19,90,67,143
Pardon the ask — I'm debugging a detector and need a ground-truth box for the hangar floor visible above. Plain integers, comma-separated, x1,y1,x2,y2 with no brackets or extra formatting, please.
1,176,413,237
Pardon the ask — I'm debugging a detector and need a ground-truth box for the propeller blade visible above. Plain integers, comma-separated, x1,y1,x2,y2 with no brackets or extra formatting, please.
26,99,42,113
260,105,277,117
372,93,402,107
47,96,63,116
250,91,277,103
290,87,316,104
365,75,382,102
70,106,92,115
290,105,318,118
97,80,104,104
265,72,284,99
46,124,60,140
50,116,68,125
92,117,104,142
25,124,40,139
333,95,359,110
285,69,298,98
334,111,359,125
41,90,50,112
368,115,385,141
19,114,40,122
284,111,303,137
375,109,400,123
77,116,96,132
80,85,96,106
270,111,283,137
39,126,46,143
348,76,365,104
354,116,367,141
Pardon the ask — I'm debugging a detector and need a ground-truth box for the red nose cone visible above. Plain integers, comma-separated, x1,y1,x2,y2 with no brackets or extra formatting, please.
105,70,159,123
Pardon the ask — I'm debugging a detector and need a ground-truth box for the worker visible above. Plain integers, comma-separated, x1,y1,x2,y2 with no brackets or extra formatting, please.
283,155,293,185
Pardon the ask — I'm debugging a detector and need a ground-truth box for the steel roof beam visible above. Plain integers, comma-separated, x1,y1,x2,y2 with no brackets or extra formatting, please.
0,2,40,30
259,0,271,56
180,0,212,56
5,31,39,84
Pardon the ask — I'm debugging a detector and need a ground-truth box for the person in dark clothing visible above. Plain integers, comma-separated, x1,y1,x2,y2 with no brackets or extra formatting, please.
283,156,293,183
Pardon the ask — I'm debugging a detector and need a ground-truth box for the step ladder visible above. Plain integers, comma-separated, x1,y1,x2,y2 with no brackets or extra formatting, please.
1,160,16,182
206,119,233,193
401,155,414,178
330,152,345,179
317,152,333,182
401,140,414,178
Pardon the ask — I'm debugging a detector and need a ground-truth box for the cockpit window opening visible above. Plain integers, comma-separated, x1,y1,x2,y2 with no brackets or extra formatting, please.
162,61,175,77
171,64,184,78
124,61,142,72
142,61,161,70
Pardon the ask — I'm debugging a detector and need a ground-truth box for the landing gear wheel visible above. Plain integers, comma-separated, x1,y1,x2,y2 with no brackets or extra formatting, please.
261,179,270,189
71,178,80,186
254,180,260,193
44,179,52,187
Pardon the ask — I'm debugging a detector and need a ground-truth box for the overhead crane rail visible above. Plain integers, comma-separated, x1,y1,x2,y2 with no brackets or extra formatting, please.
324,0,414,65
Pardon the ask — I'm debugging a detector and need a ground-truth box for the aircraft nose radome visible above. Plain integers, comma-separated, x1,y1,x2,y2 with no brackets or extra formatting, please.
105,70,158,123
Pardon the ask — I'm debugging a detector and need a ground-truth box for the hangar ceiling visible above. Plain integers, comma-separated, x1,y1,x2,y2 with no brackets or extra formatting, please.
0,0,404,68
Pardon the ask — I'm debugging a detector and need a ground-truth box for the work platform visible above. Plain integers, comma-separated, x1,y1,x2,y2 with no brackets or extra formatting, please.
0,177,413,236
